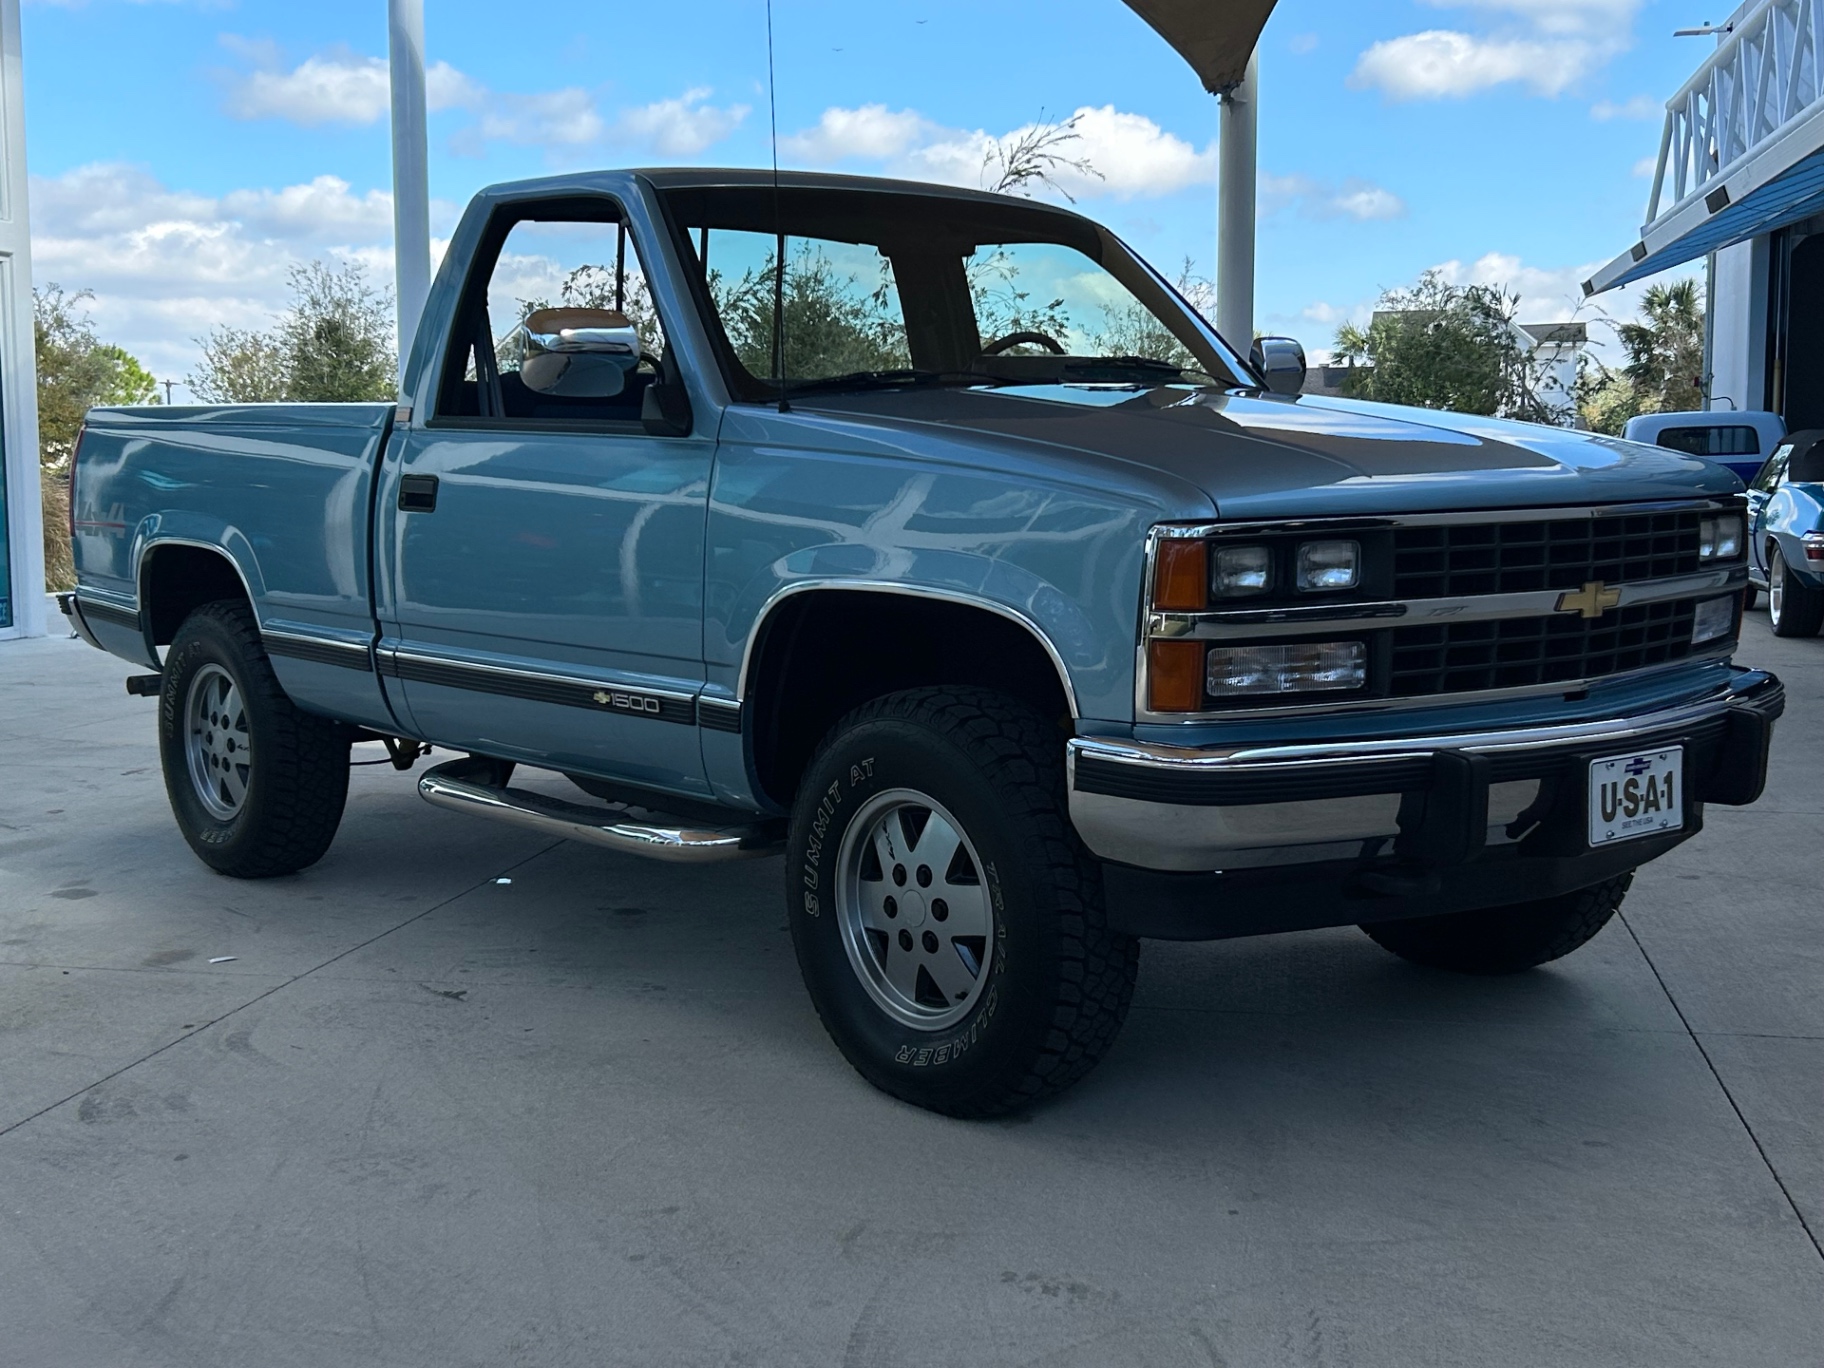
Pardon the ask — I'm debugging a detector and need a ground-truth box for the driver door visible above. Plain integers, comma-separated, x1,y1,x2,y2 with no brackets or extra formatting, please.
1748,442,1792,581
378,197,716,797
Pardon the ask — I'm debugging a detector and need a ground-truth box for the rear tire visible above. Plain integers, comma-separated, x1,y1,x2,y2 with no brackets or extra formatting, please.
1769,545,1824,637
1359,874,1630,975
158,600,350,877
786,687,1138,1117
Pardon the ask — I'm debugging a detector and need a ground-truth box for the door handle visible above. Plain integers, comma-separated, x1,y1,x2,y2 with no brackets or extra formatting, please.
398,474,439,512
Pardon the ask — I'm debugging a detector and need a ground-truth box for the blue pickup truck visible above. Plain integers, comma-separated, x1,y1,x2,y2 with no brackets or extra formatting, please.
63,169,1782,1116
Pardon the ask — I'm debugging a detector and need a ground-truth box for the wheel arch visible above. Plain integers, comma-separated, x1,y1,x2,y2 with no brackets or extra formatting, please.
139,539,258,648
739,584,1079,809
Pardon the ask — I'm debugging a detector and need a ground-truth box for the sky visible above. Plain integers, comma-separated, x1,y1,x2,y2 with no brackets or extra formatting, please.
19,0,1719,396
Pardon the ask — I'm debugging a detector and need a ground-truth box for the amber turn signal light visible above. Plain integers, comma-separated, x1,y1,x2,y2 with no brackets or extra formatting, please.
1152,539,1208,611
1147,640,1205,712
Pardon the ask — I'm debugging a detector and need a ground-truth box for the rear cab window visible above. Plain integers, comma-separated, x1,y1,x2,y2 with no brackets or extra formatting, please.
1656,425,1761,457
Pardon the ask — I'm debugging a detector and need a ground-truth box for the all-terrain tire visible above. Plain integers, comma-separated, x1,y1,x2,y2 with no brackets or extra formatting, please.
158,600,350,877
786,687,1138,1117
1359,874,1631,975
1769,544,1824,637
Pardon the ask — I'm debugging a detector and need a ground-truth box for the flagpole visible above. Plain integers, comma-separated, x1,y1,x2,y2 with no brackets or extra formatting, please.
388,0,432,393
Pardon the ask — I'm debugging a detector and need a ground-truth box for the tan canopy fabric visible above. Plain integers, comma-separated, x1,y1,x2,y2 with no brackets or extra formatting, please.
1121,0,1278,93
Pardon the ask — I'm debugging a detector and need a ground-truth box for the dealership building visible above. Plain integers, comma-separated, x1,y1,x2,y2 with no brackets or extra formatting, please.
1589,0,1824,430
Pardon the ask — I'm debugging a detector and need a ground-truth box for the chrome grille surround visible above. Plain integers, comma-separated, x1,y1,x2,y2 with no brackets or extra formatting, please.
1136,498,1750,724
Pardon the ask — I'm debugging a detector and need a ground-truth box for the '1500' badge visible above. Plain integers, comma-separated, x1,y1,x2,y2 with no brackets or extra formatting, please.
593,689,662,715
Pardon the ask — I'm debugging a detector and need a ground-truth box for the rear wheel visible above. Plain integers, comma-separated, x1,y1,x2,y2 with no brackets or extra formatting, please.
1769,545,1824,637
1359,875,1630,974
787,688,1138,1117
158,600,350,877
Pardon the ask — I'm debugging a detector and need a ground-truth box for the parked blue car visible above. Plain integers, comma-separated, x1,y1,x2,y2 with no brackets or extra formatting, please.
60,170,1784,1115
1747,429,1824,635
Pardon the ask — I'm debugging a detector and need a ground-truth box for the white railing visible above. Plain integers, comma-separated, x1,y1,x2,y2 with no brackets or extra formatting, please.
1645,0,1824,227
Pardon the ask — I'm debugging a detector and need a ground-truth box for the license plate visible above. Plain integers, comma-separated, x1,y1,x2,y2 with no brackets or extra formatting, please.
1588,747,1683,847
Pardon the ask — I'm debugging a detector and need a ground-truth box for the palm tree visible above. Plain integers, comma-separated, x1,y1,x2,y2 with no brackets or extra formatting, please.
1617,279,1704,414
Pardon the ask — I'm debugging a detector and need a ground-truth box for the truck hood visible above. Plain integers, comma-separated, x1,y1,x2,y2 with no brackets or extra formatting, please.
797,384,1742,517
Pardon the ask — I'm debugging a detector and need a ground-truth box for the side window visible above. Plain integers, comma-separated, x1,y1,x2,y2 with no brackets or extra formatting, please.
438,204,671,425
1751,444,1793,493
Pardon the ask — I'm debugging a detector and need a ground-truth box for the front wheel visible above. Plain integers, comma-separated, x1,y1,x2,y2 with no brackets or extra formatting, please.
1769,545,1824,637
787,688,1138,1117
158,600,351,877
1359,874,1630,974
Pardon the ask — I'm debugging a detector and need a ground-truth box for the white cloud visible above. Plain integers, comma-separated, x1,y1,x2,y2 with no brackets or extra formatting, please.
1592,94,1659,121
1260,172,1406,221
1330,181,1407,221
467,88,605,150
1633,154,1659,178
784,105,933,162
1351,31,1590,98
220,42,746,158
612,88,751,156
224,47,479,127
28,162,457,393
1288,33,1320,55
1350,0,1643,99
786,103,1213,199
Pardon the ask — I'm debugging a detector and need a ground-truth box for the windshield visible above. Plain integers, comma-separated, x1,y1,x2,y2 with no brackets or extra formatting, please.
660,184,1248,399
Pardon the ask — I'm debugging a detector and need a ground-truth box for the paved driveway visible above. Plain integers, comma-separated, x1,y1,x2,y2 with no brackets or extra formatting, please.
1,605,1818,1366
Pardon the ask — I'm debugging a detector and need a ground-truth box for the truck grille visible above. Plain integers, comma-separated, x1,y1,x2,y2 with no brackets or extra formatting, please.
1393,511,1703,599
1389,600,1696,697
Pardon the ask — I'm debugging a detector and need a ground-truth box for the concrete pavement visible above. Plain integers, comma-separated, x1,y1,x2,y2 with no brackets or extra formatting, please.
1,605,1819,1366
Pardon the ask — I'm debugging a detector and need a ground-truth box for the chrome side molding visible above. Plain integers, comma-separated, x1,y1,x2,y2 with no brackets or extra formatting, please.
417,757,782,863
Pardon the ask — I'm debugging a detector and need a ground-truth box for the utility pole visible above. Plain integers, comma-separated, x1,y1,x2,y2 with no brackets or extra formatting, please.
1216,51,1258,349
388,0,432,395
161,379,176,404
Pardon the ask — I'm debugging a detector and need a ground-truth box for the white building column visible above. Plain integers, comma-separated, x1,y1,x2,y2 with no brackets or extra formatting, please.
389,0,432,390
0,0,43,638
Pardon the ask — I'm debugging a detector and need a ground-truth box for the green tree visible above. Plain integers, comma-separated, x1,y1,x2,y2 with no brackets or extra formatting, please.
714,244,910,380
189,260,396,403
1616,278,1704,415
33,285,161,590
34,285,158,469
1334,270,1549,419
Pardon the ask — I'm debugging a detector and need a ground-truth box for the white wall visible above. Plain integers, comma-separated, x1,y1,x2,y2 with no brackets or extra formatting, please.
0,0,40,639
1707,236,1768,414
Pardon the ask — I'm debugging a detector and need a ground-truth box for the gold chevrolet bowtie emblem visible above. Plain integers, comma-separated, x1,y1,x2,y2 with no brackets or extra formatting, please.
1557,580,1622,619
592,690,613,706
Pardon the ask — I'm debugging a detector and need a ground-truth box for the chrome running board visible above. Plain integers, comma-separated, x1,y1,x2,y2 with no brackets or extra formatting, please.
418,757,782,863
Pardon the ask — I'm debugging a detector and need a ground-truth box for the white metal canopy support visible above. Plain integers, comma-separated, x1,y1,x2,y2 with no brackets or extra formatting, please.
388,0,432,390
1216,52,1258,348
1588,0,1824,295
0,0,42,638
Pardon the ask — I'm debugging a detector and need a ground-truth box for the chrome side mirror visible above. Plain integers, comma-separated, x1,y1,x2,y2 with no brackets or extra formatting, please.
1249,336,1307,397
517,307,642,398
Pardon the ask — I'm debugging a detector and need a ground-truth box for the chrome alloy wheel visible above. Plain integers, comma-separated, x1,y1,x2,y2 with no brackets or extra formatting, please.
1771,549,1787,625
185,663,251,820
835,788,995,1032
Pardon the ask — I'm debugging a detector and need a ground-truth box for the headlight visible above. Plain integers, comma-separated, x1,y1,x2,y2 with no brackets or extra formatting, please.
1691,595,1736,645
1699,514,1743,560
1296,539,1360,591
1206,641,1367,698
1212,545,1271,597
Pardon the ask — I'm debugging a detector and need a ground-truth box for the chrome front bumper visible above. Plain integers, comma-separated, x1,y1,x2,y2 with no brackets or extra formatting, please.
1068,673,1784,872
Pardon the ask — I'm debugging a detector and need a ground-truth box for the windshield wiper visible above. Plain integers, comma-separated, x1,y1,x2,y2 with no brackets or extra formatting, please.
1058,356,1218,384
783,368,1011,395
